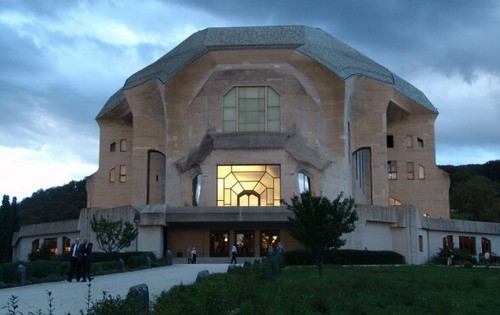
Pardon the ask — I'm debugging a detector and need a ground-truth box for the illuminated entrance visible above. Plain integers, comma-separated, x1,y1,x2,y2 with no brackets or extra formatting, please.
217,165,281,206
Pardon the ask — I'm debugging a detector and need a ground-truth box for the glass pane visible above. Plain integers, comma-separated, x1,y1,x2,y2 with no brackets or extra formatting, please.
266,165,280,177
267,120,280,132
233,171,264,182
240,194,249,206
231,191,238,206
254,182,266,194
274,178,281,200
223,88,236,107
224,108,236,120
232,182,244,195
260,172,274,187
224,173,238,189
249,194,259,206
260,189,267,205
241,181,257,190
267,88,280,107
223,121,236,132
232,165,265,172
218,166,232,178
217,179,224,200
268,107,280,120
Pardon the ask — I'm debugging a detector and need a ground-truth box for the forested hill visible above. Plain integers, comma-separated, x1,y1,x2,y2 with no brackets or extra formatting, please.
17,179,87,225
10,160,500,225
440,160,500,222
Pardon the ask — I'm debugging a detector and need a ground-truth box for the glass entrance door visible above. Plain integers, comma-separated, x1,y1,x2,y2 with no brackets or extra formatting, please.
210,231,229,257
235,230,255,257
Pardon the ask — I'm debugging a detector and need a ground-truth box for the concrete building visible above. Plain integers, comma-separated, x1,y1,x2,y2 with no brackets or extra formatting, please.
12,26,500,263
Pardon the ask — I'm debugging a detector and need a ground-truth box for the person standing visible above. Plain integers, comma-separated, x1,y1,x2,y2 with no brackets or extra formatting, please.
67,238,82,282
186,247,192,264
277,242,284,254
484,251,491,267
191,247,197,264
81,237,93,282
230,242,238,264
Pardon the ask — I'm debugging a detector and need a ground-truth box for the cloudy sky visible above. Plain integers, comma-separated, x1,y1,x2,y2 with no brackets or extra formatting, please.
1,0,499,200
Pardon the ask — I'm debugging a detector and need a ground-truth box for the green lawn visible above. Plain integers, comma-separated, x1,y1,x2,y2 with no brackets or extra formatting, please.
153,265,500,315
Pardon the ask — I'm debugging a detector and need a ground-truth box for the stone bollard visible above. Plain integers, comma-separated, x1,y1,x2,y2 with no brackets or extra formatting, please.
165,250,173,266
127,283,149,314
196,270,210,283
16,265,26,285
117,258,125,271
145,256,151,268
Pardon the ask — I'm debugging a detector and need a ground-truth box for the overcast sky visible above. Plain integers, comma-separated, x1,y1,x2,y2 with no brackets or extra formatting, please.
1,0,499,200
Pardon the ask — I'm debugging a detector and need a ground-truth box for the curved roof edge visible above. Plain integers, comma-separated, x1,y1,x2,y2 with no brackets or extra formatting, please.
97,25,437,119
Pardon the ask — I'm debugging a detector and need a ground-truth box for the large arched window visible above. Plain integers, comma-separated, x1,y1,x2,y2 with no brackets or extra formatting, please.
217,165,281,206
223,86,280,132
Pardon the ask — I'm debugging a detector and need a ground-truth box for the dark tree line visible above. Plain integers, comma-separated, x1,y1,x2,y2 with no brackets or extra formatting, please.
0,195,19,262
440,160,500,222
17,179,87,225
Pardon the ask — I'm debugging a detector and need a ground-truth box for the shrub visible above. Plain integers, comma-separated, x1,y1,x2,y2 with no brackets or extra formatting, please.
0,263,19,283
30,260,59,278
128,256,142,269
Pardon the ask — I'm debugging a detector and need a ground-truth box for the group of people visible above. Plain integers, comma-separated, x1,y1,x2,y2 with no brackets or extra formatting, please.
67,237,93,282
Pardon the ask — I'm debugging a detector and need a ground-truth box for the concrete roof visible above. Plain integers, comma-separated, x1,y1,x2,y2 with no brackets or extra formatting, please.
97,25,437,119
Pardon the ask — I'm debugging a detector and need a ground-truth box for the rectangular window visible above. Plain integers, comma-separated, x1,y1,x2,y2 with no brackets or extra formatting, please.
459,236,476,255
387,135,394,148
110,142,116,152
406,135,413,148
109,167,116,183
119,164,127,183
387,161,397,180
407,162,414,180
418,164,425,180
443,235,453,248
223,86,280,133
120,139,127,152
419,235,424,252
417,138,424,148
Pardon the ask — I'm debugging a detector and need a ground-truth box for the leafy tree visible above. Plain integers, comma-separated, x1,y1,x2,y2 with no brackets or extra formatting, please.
284,192,358,276
90,215,138,258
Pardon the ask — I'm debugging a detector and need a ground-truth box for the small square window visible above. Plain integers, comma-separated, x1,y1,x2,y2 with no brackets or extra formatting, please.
407,162,414,180
387,135,394,148
418,164,425,180
417,138,424,149
120,139,127,152
406,135,413,148
388,161,397,180
119,165,127,183
109,167,116,183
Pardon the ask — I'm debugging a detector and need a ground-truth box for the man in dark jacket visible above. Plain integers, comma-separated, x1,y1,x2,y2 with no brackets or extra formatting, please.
67,238,82,282
81,237,93,282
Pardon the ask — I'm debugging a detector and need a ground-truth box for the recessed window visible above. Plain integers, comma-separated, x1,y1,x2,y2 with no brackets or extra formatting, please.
110,142,116,152
406,135,413,148
407,162,414,180
119,164,127,183
223,86,280,132
192,174,202,206
217,165,280,206
389,197,402,206
418,164,425,180
418,235,424,252
120,139,127,152
387,161,397,180
459,236,476,255
417,138,424,148
387,135,394,148
109,167,116,183
297,172,311,194
443,235,453,248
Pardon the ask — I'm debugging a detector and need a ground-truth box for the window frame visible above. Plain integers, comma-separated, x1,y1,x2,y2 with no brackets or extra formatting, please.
223,86,281,133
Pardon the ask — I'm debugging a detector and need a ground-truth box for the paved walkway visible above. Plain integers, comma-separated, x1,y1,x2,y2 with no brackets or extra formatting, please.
0,263,231,315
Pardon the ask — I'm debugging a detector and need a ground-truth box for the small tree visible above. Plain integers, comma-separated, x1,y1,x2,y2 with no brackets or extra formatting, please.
90,215,138,258
284,192,358,276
